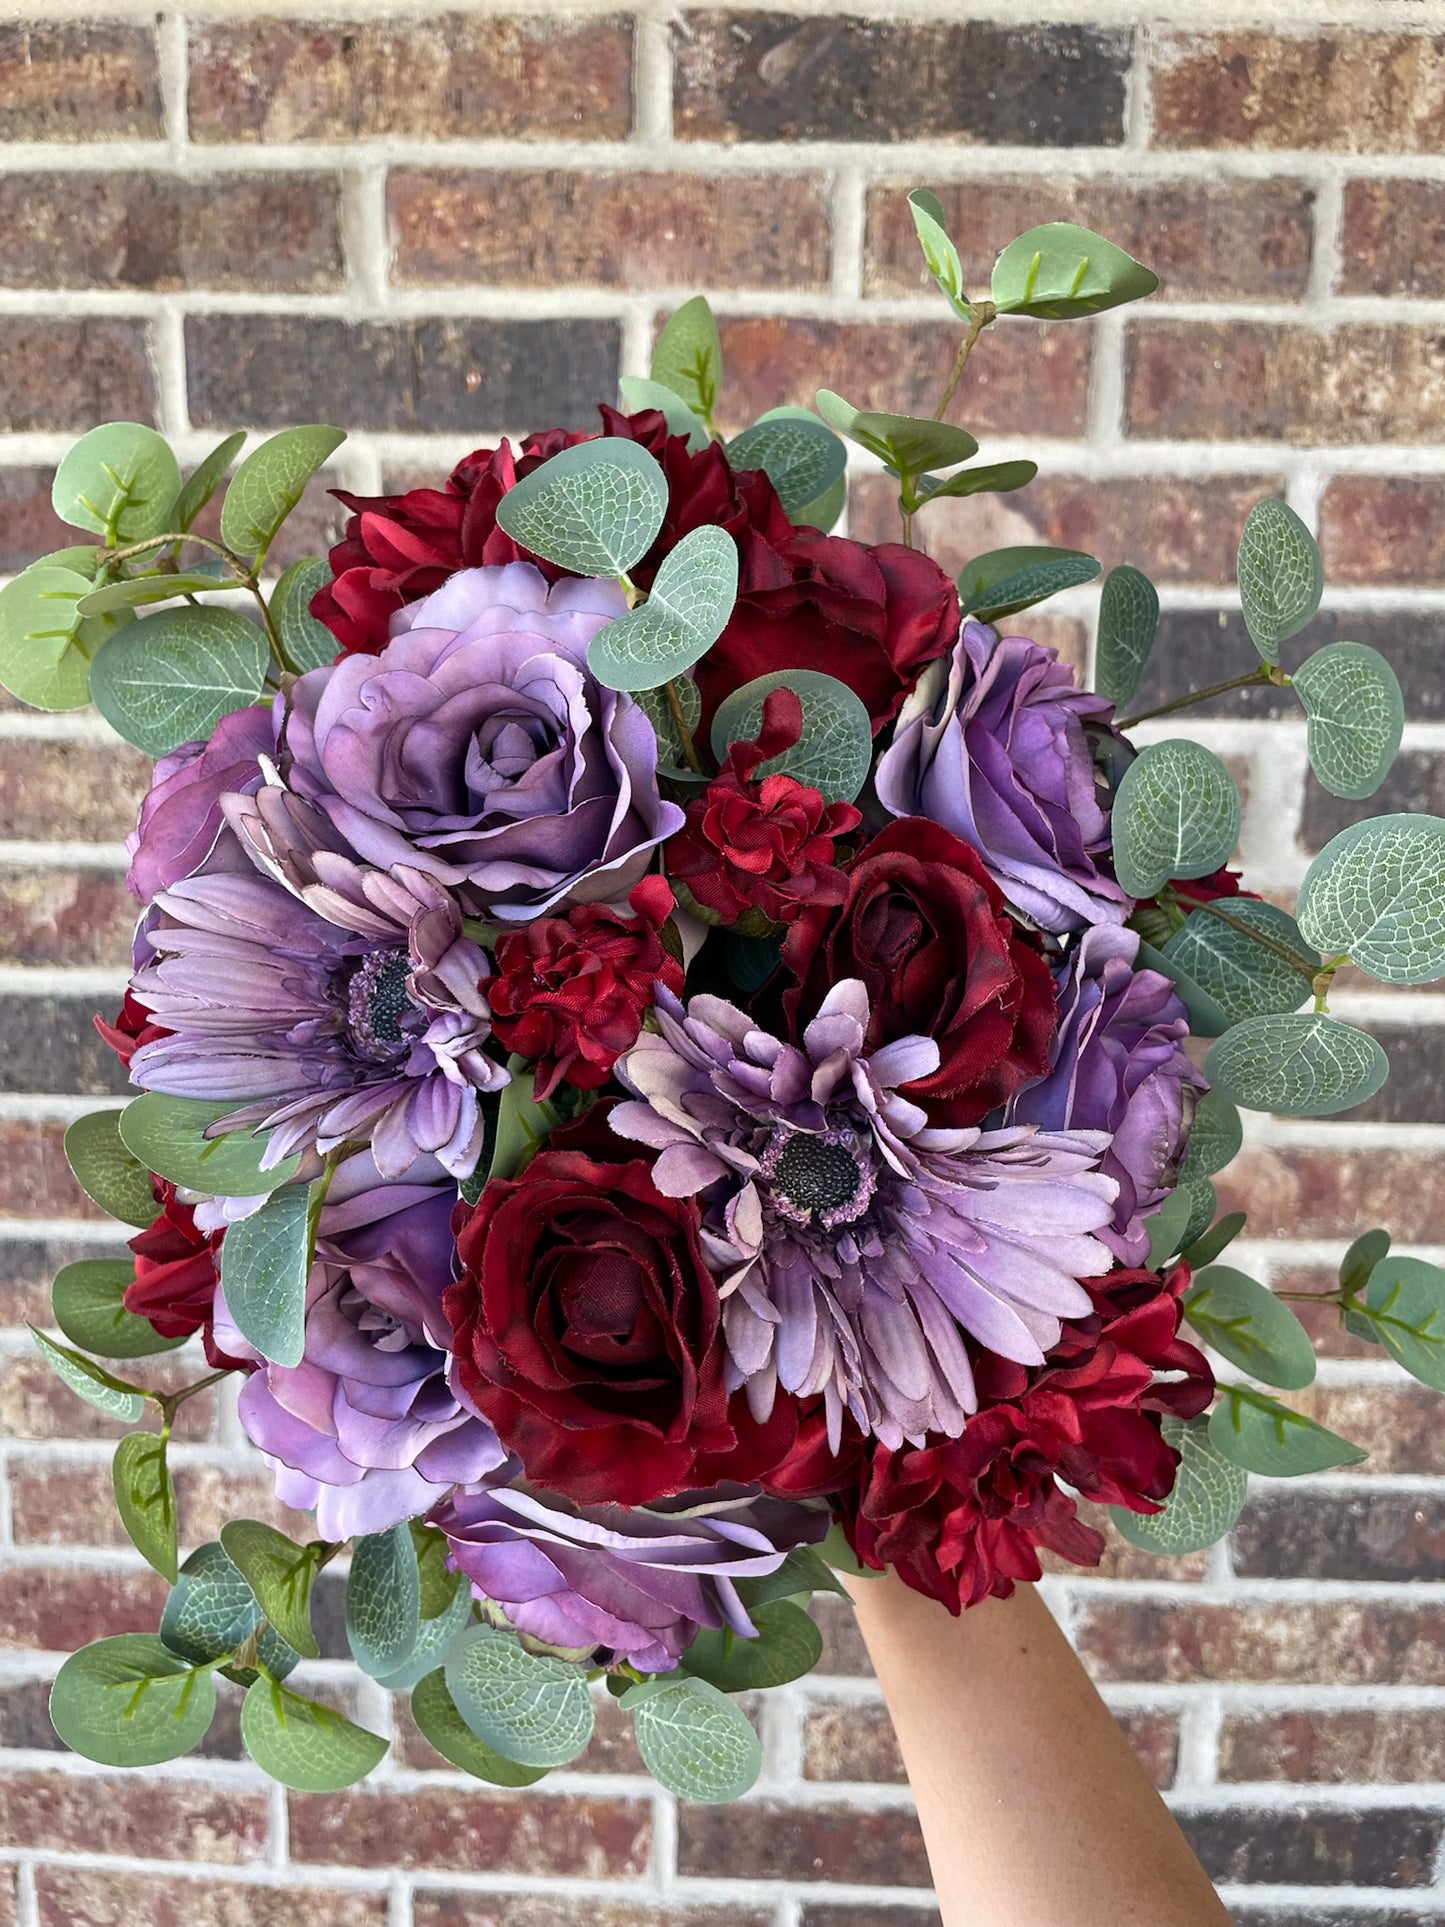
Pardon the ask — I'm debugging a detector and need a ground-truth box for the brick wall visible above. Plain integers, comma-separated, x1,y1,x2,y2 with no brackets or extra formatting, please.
1,5,1444,1923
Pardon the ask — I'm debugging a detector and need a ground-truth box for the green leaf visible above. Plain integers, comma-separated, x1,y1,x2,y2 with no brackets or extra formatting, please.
1180,1089,1244,1182
1111,740,1240,899
1184,1266,1317,1390
0,565,97,710
1237,499,1323,666
494,437,668,579
173,430,247,531
1341,1228,1391,1295
241,1674,387,1791
413,1521,465,1621
1142,1186,1196,1270
651,296,723,425
636,674,704,780
479,1060,561,1189
733,1544,847,1609
271,557,340,673
726,414,847,520
52,1260,184,1360
64,1108,159,1230
586,524,738,692
50,1634,216,1767
408,1669,549,1785
991,223,1158,319
625,1674,761,1803
1162,901,1318,1026
1134,939,1232,1039
710,668,873,806
618,375,711,451
1297,814,1445,986
1095,565,1160,709
908,187,970,318
347,1524,421,1680
1176,1174,1218,1255
956,544,1101,622
375,1576,473,1692
113,1429,179,1582
160,1540,298,1682
220,1521,323,1661
819,1520,881,1581
89,605,269,757
118,1093,300,1199
1206,1012,1389,1118
220,425,345,564
53,424,182,544
218,1180,313,1368
814,391,978,477
25,544,102,575
1292,642,1404,801
918,459,1038,502
445,1623,595,1769
77,572,233,616
682,1599,822,1692
1181,1210,1247,1270
1355,1255,1445,1393
1209,1385,1366,1477
1111,1415,1249,1556
29,1326,147,1423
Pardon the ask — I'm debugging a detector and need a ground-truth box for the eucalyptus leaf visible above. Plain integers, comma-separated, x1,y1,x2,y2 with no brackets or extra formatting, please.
587,523,738,692
625,1674,761,1803
220,425,345,564
1095,565,1160,709
956,544,1101,623
793,472,846,533
1293,642,1404,801
1341,1228,1391,1296
89,605,269,756
636,674,703,780
347,1524,421,1680
445,1623,595,1768
1209,1385,1366,1477
161,1540,299,1682
727,414,847,518
651,296,723,425
1179,1089,1244,1182
77,572,232,616
494,437,668,578
682,1599,822,1692
271,557,340,673
173,430,246,531
408,1668,549,1785
1297,814,1445,986
0,565,97,710
618,375,711,451
1134,939,1232,1039
1356,1255,1445,1393
29,1326,147,1423
375,1577,473,1691
220,1521,323,1660
1162,900,1318,1025
113,1428,179,1582
908,187,969,318
118,1092,299,1199
64,1108,160,1229
1183,1266,1317,1390
710,669,872,806
1111,1416,1248,1556
991,223,1158,319
218,1180,313,1368
918,459,1038,502
1205,1012,1389,1118
1182,1210,1247,1270
814,390,977,476
1111,741,1240,899
1143,1186,1196,1270
241,1674,387,1791
733,1544,847,1609
1176,1175,1218,1255
413,1521,465,1620
53,424,181,544
50,1634,215,1767
52,1260,184,1360
1237,499,1323,666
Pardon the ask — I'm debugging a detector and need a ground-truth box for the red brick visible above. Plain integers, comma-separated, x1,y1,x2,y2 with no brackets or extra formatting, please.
812,1594,872,1677
1220,1708,1445,1784
1320,475,1445,586
1270,1265,1375,1360
0,1349,221,1442
0,867,137,969
0,466,75,572
801,1912,940,1927
713,316,1091,438
0,1768,267,1861
0,1867,14,1927
414,1904,767,1927
1215,1148,1445,1245
1182,1803,1440,1888
1287,1383,1445,1478
36,1871,388,1927
1126,323,1445,445
188,17,633,143
9,1459,305,1547
865,177,1314,304
1342,178,1445,298
1151,32,1445,153
0,23,162,140
0,1235,121,1328
0,174,342,293
289,1787,650,1875
0,739,151,842
0,319,156,432
390,169,830,292
678,1800,930,1886
0,1120,108,1220
395,1685,644,1776
850,471,1279,586
1077,1598,1445,1686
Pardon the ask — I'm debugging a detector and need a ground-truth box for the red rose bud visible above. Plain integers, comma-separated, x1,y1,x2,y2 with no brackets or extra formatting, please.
666,689,862,928
124,1181,248,1373
487,877,685,1102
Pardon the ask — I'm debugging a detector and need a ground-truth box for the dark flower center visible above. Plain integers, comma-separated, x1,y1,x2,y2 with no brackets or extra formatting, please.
347,949,418,1062
765,1127,874,1230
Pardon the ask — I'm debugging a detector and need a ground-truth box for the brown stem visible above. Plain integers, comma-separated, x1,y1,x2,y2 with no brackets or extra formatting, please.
933,301,996,421
664,678,704,775
1117,667,1273,730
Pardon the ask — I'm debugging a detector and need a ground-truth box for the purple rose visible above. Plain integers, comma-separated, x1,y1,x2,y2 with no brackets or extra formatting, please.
215,1151,505,1537
127,702,275,901
875,619,1130,934
431,1483,828,1672
1008,924,1205,1264
282,561,684,922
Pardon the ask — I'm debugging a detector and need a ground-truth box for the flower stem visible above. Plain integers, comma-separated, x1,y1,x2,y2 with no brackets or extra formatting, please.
100,530,298,678
1117,666,1278,730
665,678,704,775
933,301,996,421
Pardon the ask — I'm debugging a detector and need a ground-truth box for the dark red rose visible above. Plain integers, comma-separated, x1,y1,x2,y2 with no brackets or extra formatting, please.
782,817,1058,1129
840,1262,1213,1611
488,875,685,1102
1171,866,1252,906
761,1398,867,1502
666,689,861,928
445,1148,793,1505
123,1181,248,1373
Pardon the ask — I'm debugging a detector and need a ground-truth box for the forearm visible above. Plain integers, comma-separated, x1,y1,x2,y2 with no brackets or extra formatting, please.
846,1570,1230,1927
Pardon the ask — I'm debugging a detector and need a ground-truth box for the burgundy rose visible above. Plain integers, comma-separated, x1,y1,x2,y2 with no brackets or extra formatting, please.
666,690,861,928
124,1181,247,1373
488,875,686,1101
1171,866,1250,907
445,1144,794,1507
781,817,1058,1129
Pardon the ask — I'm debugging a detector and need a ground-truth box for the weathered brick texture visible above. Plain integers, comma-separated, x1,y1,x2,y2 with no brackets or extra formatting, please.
3,7,1445,1923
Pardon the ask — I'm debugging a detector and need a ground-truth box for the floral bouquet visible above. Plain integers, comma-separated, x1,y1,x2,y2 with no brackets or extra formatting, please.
9,196,1445,1807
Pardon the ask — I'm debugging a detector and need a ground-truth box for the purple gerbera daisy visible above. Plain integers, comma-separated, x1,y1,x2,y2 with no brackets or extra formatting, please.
610,979,1120,1452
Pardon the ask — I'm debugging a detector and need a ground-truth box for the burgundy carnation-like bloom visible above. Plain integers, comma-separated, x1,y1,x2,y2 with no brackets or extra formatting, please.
782,816,1057,1129
666,689,861,928
123,1180,246,1372
841,1261,1214,1611
444,1142,795,1508
488,874,685,1101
